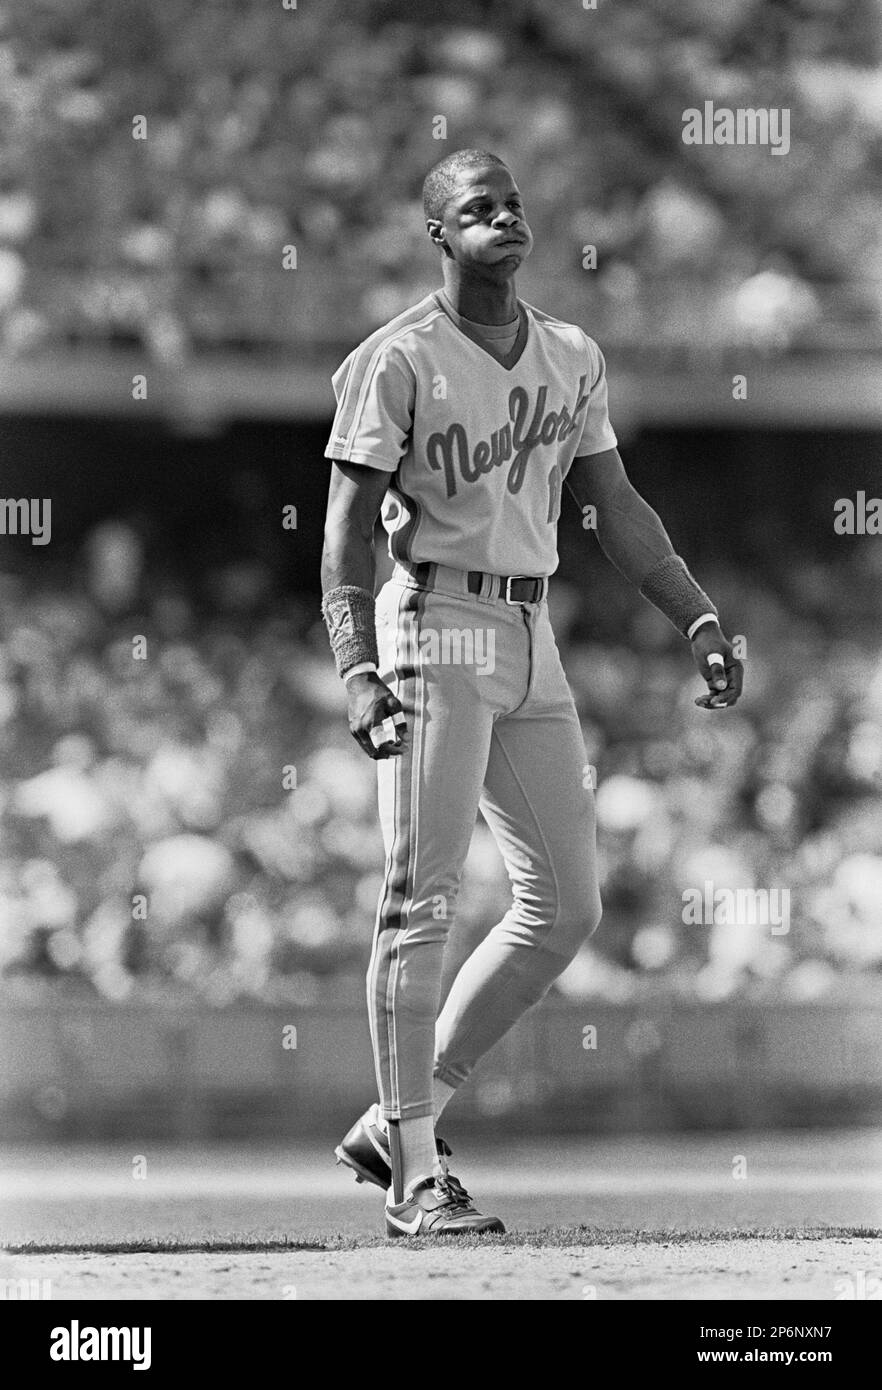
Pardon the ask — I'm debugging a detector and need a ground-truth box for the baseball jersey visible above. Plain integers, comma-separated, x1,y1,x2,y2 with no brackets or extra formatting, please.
325,290,617,576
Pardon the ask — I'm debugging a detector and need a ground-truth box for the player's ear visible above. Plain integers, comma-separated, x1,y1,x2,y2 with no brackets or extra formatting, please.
426,219,445,251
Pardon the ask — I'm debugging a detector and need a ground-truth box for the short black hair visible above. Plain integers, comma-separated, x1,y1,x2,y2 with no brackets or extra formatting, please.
422,149,509,223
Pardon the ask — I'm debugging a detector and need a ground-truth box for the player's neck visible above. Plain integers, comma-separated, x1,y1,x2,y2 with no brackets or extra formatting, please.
439,266,519,325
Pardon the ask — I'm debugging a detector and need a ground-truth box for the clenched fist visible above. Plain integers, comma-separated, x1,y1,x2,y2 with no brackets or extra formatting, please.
346,672,408,759
691,623,744,710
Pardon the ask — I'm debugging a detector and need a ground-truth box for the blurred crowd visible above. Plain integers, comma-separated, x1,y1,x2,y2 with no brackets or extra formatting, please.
1,518,881,1007
0,0,880,359
1,0,880,1008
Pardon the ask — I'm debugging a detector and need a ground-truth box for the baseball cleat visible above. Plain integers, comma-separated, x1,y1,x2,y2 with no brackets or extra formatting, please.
385,1172,506,1238
334,1103,451,1190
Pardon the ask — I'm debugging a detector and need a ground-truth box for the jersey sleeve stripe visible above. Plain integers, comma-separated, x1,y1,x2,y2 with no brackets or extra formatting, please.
331,298,441,451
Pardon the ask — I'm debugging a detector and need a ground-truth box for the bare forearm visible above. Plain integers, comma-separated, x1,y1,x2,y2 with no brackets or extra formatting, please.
319,462,407,754
565,450,742,707
321,460,388,595
575,474,675,587
597,489,674,584
321,524,375,595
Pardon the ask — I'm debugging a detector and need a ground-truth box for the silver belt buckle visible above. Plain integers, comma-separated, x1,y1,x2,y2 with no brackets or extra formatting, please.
505,575,530,604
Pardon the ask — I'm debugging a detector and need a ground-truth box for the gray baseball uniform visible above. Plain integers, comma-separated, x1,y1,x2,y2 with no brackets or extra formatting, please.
326,290,615,1119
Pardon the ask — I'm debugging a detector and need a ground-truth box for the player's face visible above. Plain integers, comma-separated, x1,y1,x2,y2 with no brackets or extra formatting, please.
433,167,533,274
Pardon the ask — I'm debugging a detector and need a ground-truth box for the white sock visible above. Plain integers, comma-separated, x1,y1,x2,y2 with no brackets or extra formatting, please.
389,1115,438,1199
433,1077,457,1121
372,1103,388,1135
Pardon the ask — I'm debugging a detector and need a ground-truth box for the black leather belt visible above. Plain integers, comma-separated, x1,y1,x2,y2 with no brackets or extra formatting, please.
467,571,547,605
400,562,547,605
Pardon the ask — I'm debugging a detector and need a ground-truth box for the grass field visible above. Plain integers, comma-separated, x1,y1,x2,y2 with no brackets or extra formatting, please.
1,1129,880,1300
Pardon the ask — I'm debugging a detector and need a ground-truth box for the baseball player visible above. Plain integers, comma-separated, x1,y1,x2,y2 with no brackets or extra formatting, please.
320,150,743,1237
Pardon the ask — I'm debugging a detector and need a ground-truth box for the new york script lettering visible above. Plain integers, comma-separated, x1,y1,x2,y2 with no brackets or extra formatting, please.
426,377,590,499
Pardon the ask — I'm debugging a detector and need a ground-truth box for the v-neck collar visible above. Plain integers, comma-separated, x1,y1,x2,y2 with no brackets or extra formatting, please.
433,290,530,372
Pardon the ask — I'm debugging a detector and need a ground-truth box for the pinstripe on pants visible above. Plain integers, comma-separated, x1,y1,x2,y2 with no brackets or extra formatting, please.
368,562,602,1120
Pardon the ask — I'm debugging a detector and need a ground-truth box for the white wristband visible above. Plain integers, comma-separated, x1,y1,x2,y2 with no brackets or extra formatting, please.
343,661,378,683
686,613,719,640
